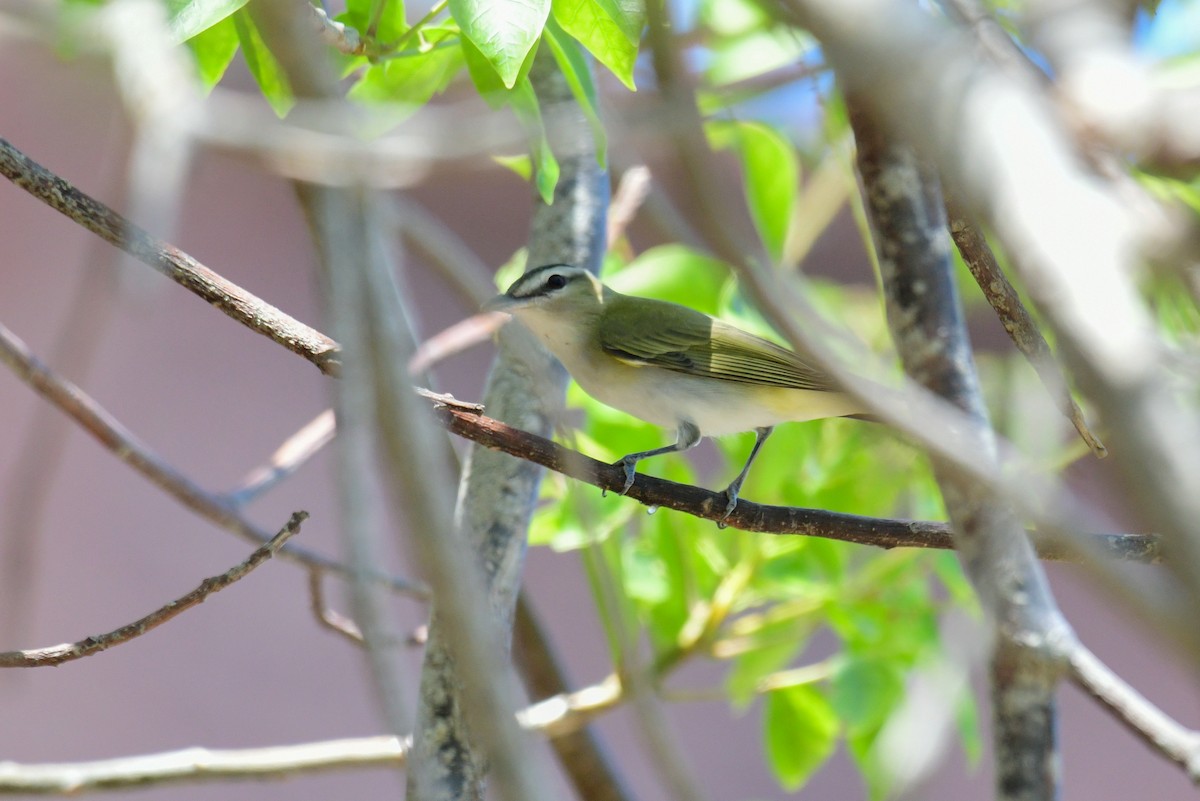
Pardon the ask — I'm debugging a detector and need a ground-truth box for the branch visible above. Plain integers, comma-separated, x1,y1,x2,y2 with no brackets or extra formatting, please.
850,99,1068,800
946,202,1107,458
424,390,1158,562
0,737,407,794
0,512,306,668
1068,642,1200,782
225,409,336,507
0,319,426,598
0,671,623,795
407,44,611,801
0,137,341,376
513,597,638,801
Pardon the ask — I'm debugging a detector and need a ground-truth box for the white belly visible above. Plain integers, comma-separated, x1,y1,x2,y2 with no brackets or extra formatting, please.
580,366,860,436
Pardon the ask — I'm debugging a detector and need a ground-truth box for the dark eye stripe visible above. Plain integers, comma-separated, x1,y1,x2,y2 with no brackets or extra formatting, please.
509,264,583,298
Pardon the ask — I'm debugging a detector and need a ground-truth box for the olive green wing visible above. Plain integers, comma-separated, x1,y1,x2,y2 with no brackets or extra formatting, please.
598,297,837,391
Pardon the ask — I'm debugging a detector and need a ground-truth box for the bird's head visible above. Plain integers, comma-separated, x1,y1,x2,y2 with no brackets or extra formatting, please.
483,264,606,320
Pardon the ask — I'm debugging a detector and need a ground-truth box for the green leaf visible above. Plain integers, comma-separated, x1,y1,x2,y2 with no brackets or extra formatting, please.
706,27,810,86
543,17,608,165
725,619,809,707
185,14,238,87
508,76,560,203
450,0,549,87
349,26,464,111
493,154,533,181
232,9,294,117
956,688,983,766
342,0,408,43
551,0,641,89
605,244,730,315
830,657,904,738
763,685,839,791
166,0,248,43
707,120,798,261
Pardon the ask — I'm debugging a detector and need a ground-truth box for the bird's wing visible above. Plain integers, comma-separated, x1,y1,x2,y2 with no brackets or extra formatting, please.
598,299,837,391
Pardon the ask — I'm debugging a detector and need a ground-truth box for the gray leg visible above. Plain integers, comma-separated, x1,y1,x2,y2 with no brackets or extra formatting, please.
613,421,702,494
720,426,774,520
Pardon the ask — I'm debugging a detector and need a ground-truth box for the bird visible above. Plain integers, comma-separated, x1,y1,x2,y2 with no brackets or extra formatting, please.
483,263,865,519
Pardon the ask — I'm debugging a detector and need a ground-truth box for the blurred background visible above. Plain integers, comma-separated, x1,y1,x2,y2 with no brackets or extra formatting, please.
2,5,1199,799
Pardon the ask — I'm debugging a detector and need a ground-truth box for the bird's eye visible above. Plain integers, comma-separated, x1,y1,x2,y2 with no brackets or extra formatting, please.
546,274,567,290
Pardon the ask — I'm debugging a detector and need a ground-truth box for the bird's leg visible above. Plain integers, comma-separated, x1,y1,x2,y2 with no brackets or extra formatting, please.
719,426,774,523
611,421,702,495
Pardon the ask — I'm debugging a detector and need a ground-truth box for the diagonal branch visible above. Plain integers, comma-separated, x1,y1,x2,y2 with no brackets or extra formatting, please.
0,319,426,598
1068,642,1200,782
945,202,1106,458
0,511,306,668
0,137,340,376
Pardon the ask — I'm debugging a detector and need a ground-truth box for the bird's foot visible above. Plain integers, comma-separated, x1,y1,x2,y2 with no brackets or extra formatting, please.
716,487,742,529
604,457,638,497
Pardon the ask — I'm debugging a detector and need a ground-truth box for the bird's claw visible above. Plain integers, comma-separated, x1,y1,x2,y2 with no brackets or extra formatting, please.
605,458,637,497
716,488,741,529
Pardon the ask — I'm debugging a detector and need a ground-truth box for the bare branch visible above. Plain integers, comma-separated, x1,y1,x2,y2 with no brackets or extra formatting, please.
514,597,638,801
0,736,408,794
225,409,336,507
0,512,306,668
0,320,426,598
0,672,625,794
307,567,365,645
0,136,341,376
307,3,370,56
946,203,1106,457
1068,642,1200,782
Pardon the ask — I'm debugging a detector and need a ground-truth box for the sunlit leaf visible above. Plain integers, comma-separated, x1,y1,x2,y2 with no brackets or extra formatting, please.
551,0,641,90
166,0,248,43
508,76,560,203
349,26,464,113
232,9,293,117
451,0,549,87
342,0,408,43
185,14,238,87
708,119,798,261
605,244,730,314
543,17,608,164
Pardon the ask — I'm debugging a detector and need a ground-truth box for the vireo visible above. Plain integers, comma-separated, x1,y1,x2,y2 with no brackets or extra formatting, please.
484,264,864,517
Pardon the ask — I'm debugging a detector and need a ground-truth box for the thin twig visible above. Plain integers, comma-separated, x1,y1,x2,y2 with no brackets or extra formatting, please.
606,165,652,248
0,137,341,376
0,320,426,598
0,669,626,794
0,512,306,668
1068,642,1200,782
946,201,1107,457
0,736,408,793
225,409,336,507
308,3,370,56
307,567,365,645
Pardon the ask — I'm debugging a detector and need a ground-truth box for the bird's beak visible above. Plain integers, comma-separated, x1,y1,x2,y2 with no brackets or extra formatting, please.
482,294,517,313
